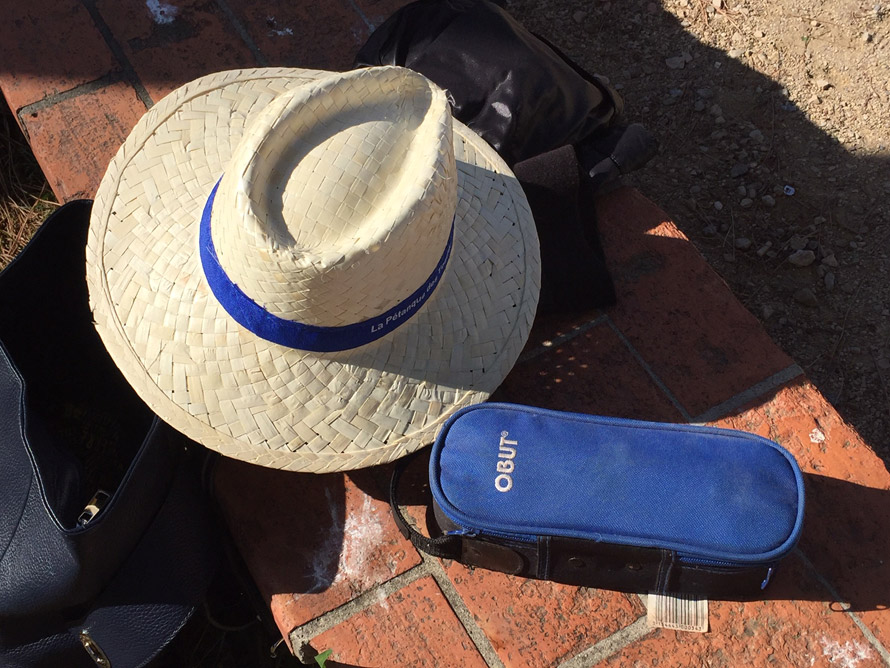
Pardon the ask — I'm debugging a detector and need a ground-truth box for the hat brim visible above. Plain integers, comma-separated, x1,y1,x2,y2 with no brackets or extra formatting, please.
88,68,541,472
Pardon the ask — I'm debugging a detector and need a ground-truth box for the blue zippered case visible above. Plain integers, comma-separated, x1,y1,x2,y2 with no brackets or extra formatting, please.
392,403,805,598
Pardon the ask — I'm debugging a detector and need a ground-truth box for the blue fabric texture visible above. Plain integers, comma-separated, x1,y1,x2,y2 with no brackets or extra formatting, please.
430,403,804,564
199,179,454,353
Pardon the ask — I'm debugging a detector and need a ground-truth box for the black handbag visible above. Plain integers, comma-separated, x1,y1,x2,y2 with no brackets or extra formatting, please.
0,201,219,667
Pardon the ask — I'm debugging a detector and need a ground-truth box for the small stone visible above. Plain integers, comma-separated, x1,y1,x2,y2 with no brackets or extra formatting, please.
666,56,686,69
735,237,752,250
573,10,588,23
788,249,816,266
712,0,723,8
822,254,839,267
784,185,796,196
697,88,714,98
702,224,717,237
714,201,724,211
813,216,827,225
690,185,702,194
740,197,753,208
863,31,873,42
694,100,706,112
824,272,836,290
731,163,749,178
749,129,764,142
850,241,859,250
710,104,723,116
757,241,772,257
756,30,766,38
793,287,819,307
762,304,775,320
790,234,808,250
761,194,776,206
737,185,748,196
723,252,736,262
728,48,744,58
815,79,832,90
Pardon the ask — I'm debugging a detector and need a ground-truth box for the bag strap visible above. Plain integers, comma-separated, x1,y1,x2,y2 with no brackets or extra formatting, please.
389,451,463,560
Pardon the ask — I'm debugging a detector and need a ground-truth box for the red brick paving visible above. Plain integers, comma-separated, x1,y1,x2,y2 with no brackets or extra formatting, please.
94,0,258,103
214,461,422,640
0,0,117,111
311,576,489,667
597,188,797,419
716,382,890,651
224,0,368,71
4,2,889,666
605,553,885,668
443,564,644,668
20,81,146,200
500,319,686,423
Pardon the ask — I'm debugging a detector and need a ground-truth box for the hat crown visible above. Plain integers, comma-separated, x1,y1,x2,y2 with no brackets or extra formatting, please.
211,67,457,329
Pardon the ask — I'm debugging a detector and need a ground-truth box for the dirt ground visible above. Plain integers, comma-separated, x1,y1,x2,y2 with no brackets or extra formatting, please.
509,0,890,467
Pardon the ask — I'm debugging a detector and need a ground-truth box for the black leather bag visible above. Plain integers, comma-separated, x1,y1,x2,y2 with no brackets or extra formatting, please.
0,201,219,668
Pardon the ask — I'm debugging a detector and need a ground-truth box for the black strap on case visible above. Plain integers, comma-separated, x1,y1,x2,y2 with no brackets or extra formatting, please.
389,451,463,560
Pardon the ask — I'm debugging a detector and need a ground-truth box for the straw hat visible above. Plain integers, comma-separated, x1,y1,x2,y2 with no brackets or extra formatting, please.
87,66,540,473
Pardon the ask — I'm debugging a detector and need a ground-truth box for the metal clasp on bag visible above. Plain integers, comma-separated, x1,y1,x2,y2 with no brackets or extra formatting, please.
77,490,111,527
80,629,111,666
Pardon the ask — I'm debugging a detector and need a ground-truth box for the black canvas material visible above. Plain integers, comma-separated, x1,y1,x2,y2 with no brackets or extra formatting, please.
512,145,616,312
353,0,660,312
354,0,624,166
0,201,219,668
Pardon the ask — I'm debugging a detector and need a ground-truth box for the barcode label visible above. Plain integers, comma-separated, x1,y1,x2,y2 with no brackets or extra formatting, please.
647,592,709,633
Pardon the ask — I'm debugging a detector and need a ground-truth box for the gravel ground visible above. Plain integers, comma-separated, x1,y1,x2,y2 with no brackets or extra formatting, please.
509,0,890,467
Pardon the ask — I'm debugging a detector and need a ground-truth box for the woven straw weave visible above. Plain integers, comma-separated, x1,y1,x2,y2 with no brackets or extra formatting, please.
87,67,540,472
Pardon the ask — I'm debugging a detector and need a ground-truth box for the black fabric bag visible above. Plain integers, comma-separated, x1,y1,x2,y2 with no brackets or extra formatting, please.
355,0,659,313
354,0,624,166
0,201,219,668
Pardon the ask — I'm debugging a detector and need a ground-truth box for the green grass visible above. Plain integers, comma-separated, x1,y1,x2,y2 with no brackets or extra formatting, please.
0,96,57,269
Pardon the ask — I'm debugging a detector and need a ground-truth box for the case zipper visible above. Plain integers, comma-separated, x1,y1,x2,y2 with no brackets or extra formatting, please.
679,557,775,589
444,526,536,543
